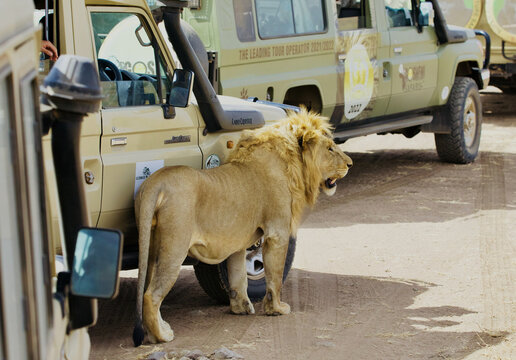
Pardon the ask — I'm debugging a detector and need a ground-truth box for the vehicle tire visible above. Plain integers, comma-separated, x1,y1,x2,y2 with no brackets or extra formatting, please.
434,77,482,164
194,236,297,304
180,20,209,76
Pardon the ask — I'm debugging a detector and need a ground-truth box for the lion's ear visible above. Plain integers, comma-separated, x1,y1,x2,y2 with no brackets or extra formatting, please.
299,131,318,150
298,134,313,151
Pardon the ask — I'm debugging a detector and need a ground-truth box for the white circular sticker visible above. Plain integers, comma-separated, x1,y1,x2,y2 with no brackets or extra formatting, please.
344,43,374,120
206,154,220,169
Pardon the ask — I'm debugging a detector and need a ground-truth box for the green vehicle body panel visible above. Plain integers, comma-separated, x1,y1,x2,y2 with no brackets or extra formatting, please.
182,0,487,127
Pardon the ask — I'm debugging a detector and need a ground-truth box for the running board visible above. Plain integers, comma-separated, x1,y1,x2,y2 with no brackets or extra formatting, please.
333,115,433,142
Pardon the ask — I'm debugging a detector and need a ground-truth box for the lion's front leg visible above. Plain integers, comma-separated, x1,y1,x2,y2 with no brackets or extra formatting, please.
227,250,255,315
262,233,291,316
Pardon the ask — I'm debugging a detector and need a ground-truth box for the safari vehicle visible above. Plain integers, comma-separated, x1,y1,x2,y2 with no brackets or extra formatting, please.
1,1,122,359
35,0,295,303
180,0,490,164
439,0,515,93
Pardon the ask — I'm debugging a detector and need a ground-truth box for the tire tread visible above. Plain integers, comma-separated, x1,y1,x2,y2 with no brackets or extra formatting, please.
435,77,481,164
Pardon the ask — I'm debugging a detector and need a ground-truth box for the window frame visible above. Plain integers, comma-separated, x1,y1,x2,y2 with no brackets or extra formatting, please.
337,0,373,29
255,0,328,40
233,0,257,43
87,6,176,109
384,0,416,28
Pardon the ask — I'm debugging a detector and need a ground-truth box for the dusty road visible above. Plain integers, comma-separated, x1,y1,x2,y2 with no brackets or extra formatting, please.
90,89,516,360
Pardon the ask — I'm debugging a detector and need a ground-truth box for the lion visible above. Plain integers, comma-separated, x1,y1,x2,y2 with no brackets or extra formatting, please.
132,109,353,346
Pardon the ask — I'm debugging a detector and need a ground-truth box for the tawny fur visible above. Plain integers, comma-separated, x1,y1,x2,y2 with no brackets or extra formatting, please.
132,109,352,346
229,110,334,232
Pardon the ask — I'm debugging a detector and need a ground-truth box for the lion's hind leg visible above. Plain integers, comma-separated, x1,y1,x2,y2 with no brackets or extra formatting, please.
143,225,191,343
262,232,291,316
227,250,255,315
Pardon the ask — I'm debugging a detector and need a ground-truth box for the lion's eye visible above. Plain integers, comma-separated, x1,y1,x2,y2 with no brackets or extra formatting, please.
328,147,334,152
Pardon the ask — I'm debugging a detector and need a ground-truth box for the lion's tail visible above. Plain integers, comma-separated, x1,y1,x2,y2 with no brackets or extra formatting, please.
133,182,161,347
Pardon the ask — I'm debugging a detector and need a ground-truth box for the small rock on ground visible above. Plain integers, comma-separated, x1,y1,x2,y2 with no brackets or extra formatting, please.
211,347,244,359
145,352,167,360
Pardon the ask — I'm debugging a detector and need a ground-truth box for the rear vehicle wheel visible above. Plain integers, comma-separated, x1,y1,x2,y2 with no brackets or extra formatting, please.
194,236,296,304
435,77,482,164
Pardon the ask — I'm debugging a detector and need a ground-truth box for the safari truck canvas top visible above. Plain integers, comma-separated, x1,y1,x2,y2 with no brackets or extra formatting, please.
181,0,490,164
34,0,297,306
1,1,122,359
439,0,516,93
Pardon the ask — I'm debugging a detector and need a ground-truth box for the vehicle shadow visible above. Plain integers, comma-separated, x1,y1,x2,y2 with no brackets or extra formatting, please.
89,269,505,360
303,148,516,228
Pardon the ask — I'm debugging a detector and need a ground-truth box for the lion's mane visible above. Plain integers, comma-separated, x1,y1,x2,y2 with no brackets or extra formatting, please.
228,109,333,232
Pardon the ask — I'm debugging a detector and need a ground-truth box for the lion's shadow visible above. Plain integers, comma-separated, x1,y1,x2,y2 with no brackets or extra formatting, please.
89,268,505,360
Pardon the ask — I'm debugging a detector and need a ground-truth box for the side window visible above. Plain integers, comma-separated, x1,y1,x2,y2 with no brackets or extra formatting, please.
233,0,256,42
90,12,173,108
384,0,414,27
337,0,371,30
256,0,326,39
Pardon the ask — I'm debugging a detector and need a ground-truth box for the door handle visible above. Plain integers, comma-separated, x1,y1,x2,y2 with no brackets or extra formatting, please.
111,137,127,146
394,47,402,54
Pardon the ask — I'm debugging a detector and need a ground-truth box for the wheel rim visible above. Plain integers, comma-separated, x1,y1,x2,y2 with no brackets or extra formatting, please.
246,240,265,281
463,95,477,148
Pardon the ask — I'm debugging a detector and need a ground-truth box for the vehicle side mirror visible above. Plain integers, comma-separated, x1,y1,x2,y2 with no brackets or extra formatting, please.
70,228,123,299
419,2,434,26
168,69,194,108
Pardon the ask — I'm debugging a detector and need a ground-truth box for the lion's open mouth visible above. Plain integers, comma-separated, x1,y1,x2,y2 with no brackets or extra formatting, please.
325,178,337,189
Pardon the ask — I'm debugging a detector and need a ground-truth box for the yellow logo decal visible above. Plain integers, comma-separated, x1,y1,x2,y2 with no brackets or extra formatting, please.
344,44,374,120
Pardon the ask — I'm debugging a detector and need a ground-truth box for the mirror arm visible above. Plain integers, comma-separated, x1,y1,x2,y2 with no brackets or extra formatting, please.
40,108,55,136
54,272,71,318
162,104,176,119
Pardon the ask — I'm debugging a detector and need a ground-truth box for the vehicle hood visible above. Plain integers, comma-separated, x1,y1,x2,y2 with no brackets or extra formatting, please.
218,95,287,124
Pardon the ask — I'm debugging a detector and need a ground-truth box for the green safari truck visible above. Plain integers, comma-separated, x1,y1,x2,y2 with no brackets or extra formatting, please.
180,0,490,164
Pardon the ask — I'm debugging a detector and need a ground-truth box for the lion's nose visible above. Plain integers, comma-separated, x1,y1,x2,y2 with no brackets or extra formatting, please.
347,161,353,168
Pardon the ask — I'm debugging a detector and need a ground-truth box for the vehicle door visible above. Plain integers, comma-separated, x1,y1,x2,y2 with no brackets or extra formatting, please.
0,40,55,359
335,0,391,123
87,7,202,245
36,1,105,249
383,0,438,114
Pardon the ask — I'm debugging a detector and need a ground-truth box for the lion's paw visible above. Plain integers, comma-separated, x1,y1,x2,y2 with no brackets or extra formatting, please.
230,298,255,315
147,325,174,343
158,327,175,343
265,301,290,316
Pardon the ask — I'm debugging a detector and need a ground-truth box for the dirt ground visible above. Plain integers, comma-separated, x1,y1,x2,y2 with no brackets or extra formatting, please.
89,88,516,360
